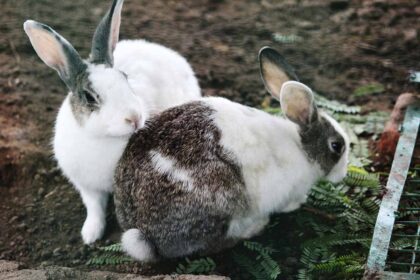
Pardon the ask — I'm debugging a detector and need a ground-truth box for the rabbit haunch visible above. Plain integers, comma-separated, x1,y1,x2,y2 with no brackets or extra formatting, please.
23,0,200,245
115,96,349,260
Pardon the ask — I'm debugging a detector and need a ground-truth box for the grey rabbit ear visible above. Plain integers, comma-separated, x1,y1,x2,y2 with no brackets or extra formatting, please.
259,46,299,100
23,20,86,91
90,0,124,66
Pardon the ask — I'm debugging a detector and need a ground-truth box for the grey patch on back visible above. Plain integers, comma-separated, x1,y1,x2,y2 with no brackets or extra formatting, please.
299,114,346,174
114,101,249,258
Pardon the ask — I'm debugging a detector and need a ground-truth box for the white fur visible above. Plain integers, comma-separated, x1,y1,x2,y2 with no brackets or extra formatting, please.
201,96,348,239
25,1,201,244
114,40,200,115
321,112,350,182
150,151,195,191
206,97,323,214
121,229,155,262
54,41,200,244
227,215,269,239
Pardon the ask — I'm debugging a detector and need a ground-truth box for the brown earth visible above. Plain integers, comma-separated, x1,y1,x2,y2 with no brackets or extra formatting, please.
0,0,419,278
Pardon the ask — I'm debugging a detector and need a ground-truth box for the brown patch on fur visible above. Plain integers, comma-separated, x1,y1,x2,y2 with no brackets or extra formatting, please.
114,101,248,258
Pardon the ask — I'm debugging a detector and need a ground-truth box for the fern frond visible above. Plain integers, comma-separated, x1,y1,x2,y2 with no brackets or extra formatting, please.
233,251,281,280
98,243,124,252
176,257,216,275
243,241,277,255
390,238,415,250
233,241,281,279
87,243,132,266
344,170,380,189
314,93,360,114
87,253,132,266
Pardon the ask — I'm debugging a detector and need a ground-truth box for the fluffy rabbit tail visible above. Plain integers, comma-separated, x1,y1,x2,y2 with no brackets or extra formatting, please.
121,229,156,262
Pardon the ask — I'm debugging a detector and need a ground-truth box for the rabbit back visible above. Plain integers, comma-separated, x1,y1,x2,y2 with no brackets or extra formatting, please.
114,40,201,114
114,100,249,258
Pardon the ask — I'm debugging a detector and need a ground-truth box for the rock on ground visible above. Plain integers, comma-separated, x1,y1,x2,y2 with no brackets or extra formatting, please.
0,260,230,280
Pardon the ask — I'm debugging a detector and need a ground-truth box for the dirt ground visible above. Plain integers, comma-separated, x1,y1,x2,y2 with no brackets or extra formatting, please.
0,0,419,278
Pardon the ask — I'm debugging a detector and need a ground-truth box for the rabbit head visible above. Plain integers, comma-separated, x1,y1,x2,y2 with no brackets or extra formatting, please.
259,47,349,183
23,0,146,138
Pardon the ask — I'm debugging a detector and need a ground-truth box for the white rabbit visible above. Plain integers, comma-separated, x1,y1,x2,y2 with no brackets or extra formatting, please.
113,47,349,261
23,0,201,244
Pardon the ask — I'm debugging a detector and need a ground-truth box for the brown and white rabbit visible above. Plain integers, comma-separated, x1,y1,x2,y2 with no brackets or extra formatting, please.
114,47,349,261
23,0,201,244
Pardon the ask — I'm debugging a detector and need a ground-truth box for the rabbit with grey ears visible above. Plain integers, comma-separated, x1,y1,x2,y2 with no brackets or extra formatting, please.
23,0,201,244
113,47,350,261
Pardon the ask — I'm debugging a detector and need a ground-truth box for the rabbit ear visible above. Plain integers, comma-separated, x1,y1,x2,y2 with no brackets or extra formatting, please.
90,0,124,66
259,47,298,100
23,20,86,90
280,81,318,126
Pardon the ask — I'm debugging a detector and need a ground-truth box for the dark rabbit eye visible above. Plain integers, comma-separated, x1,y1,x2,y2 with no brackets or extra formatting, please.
83,90,97,104
330,141,343,154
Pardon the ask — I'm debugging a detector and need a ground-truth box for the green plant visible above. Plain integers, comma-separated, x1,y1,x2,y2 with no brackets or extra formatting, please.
314,93,361,114
272,33,303,44
344,167,380,190
353,83,385,97
293,165,396,279
87,243,133,266
176,257,216,274
233,241,281,280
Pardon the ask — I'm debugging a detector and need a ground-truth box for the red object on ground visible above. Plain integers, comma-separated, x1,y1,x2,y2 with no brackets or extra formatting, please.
375,93,419,165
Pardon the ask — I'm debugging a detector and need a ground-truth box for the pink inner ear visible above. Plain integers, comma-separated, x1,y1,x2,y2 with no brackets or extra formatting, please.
262,60,290,99
27,27,67,73
109,16,120,51
280,82,314,125
284,102,311,124
109,3,122,55
296,107,311,124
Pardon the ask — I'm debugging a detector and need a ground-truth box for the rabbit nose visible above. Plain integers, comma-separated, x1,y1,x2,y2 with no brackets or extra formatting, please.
125,114,141,130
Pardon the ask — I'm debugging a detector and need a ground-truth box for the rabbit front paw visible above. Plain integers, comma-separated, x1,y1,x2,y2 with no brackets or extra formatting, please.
81,216,105,245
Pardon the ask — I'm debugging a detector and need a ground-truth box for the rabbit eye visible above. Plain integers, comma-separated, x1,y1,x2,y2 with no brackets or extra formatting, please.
83,90,98,105
330,141,343,154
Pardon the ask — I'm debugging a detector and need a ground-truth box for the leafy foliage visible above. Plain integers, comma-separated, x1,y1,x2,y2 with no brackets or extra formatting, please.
87,243,133,266
272,33,303,44
176,257,216,274
353,83,385,97
344,166,380,188
295,170,380,279
98,243,124,252
314,93,361,114
233,241,281,280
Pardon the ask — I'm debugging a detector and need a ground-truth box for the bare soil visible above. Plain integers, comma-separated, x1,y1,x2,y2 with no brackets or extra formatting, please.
0,0,419,278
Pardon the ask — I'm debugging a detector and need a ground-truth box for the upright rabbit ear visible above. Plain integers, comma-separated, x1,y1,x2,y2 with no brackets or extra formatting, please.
259,47,298,100
280,81,318,126
23,20,86,91
90,0,124,66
